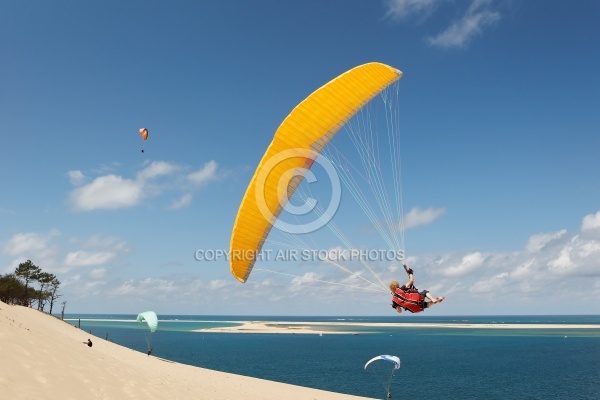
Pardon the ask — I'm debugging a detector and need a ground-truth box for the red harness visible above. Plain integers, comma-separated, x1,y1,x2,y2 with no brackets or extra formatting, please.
392,287,425,313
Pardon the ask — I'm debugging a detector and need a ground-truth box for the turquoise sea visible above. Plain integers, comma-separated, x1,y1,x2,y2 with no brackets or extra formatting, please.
65,315,600,399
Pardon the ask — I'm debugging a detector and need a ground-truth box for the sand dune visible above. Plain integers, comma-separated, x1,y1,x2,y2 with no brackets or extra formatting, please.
0,302,370,400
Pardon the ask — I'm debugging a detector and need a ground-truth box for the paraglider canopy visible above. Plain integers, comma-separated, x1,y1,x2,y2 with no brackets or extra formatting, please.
364,355,401,370
229,62,402,283
365,354,401,400
136,311,158,333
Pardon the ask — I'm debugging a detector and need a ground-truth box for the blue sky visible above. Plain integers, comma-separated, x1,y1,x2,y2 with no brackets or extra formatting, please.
1,0,599,315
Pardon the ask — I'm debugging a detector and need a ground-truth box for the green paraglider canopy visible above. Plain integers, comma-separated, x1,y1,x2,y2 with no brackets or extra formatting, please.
137,311,158,333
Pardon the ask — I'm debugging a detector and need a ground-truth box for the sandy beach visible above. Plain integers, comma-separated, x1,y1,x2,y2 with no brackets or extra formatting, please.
0,301,371,400
195,320,600,334
195,320,354,334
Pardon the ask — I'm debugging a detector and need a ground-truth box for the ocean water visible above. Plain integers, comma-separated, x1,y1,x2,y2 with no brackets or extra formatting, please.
65,315,600,399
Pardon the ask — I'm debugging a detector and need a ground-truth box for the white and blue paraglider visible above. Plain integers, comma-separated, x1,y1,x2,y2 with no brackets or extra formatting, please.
365,355,401,399
137,311,158,355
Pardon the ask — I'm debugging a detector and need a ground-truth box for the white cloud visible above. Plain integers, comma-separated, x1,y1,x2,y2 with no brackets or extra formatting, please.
136,161,179,181
441,252,485,277
427,0,500,48
402,207,446,229
107,277,212,307
170,194,192,209
511,259,534,279
64,250,118,268
209,279,228,290
395,215,600,311
69,174,142,211
23,203,600,314
526,230,567,252
582,211,600,231
290,272,322,292
384,0,501,49
67,170,86,186
384,0,438,20
72,235,129,251
68,160,218,211
54,207,600,312
90,268,107,279
577,241,600,258
470,272,508,294
545,234,600,276
1,230,61,273
66,235,129,268
548,245,574,272
2,229,60,257
1,231,130,275
188,160,218,185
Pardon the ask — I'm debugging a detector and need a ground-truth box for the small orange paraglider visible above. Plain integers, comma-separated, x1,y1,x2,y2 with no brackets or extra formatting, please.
139,128,148,153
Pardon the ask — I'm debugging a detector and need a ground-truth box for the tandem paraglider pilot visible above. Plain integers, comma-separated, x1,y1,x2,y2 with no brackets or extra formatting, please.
390,263,444,314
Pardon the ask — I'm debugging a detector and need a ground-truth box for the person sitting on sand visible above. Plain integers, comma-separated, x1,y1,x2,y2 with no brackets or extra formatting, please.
147,348,152,356
83,339,93,347
390,263,444,314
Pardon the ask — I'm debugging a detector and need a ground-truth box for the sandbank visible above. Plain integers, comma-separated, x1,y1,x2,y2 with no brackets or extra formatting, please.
195,320,600,334
195,320,353,334
0,302,370,400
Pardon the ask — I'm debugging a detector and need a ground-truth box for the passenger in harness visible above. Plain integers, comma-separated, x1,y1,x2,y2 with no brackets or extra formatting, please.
390,263,445,314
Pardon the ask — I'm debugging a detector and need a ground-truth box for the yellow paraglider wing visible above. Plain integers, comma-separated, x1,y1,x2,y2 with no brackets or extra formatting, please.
229,62,402,283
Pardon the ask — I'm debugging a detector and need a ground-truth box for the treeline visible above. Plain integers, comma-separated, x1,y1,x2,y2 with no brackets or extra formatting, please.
0,259,63,314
